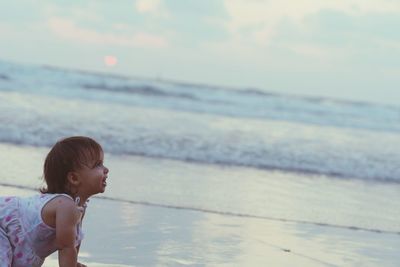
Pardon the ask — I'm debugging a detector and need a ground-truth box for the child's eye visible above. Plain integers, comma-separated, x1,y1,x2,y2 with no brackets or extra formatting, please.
94,161,103,168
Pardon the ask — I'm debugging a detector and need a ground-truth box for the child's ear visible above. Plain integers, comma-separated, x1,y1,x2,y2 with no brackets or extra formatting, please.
67,172,81,186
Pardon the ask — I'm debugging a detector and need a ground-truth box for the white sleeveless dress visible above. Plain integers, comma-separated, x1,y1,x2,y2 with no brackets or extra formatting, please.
0,194,84,267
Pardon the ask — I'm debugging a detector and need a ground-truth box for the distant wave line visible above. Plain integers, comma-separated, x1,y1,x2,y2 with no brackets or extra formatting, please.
81,83,200,101
1,182,398,236
74,148,400,185
0,139,399,185
40,62,400,110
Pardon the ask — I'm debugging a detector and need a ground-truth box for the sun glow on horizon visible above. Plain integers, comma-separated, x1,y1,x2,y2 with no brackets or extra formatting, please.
104,55,118,67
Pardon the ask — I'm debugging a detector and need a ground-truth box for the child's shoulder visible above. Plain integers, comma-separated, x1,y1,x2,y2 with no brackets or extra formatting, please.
43,194,76,209
42,194,82,227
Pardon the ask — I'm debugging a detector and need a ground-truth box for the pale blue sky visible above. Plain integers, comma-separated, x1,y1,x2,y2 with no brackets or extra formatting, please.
1,0,400,105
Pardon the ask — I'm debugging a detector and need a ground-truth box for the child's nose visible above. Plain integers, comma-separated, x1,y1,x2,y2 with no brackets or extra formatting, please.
104,166,109,174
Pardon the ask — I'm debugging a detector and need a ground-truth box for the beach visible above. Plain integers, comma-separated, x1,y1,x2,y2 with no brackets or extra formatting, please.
1,60,400,266
1,143,399,267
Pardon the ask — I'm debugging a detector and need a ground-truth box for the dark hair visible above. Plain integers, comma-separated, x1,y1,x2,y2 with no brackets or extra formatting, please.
41,136,103,195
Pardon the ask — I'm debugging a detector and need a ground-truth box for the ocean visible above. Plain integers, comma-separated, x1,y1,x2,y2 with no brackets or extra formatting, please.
1,60,400,266
1,59,399,183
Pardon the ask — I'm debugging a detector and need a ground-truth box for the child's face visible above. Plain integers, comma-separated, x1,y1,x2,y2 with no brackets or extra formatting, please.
74,152,109,197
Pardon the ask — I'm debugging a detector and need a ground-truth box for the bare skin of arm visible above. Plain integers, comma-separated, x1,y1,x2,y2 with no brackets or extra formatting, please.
76,244,87,267
55,198,82,267
42,196,87,267
76,206,87,267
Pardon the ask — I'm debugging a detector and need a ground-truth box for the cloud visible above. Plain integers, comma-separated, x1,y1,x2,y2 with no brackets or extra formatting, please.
47,17,168,48
135,0,170,18
199,0,400,64
221,0,400,46
43,4,102,23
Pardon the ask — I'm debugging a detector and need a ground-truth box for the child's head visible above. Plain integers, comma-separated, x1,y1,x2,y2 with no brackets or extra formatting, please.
41,136,104,196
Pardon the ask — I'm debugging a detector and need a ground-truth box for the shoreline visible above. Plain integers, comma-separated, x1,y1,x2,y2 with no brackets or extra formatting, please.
1,143,399,266
1,185,398,267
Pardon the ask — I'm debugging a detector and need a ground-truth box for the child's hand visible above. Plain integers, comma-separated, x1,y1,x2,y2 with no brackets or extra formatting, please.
77,262,87,267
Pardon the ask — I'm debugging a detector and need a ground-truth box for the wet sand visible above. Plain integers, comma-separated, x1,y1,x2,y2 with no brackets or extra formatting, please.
0,143,399,266
0,185,396,267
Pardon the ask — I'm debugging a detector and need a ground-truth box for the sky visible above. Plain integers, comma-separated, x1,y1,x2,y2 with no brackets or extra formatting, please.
0,0,400,106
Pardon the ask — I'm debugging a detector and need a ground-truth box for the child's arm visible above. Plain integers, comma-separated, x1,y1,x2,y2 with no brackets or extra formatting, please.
76,245,87,267
76,208,87,266
55,198,82,267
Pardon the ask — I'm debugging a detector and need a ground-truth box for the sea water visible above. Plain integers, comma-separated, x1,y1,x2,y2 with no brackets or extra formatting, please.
1,60,399,182
1,60,400,266
0,60,399,234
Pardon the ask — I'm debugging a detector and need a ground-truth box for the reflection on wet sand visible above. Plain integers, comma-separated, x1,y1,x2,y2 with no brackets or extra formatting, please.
75,197,400,267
